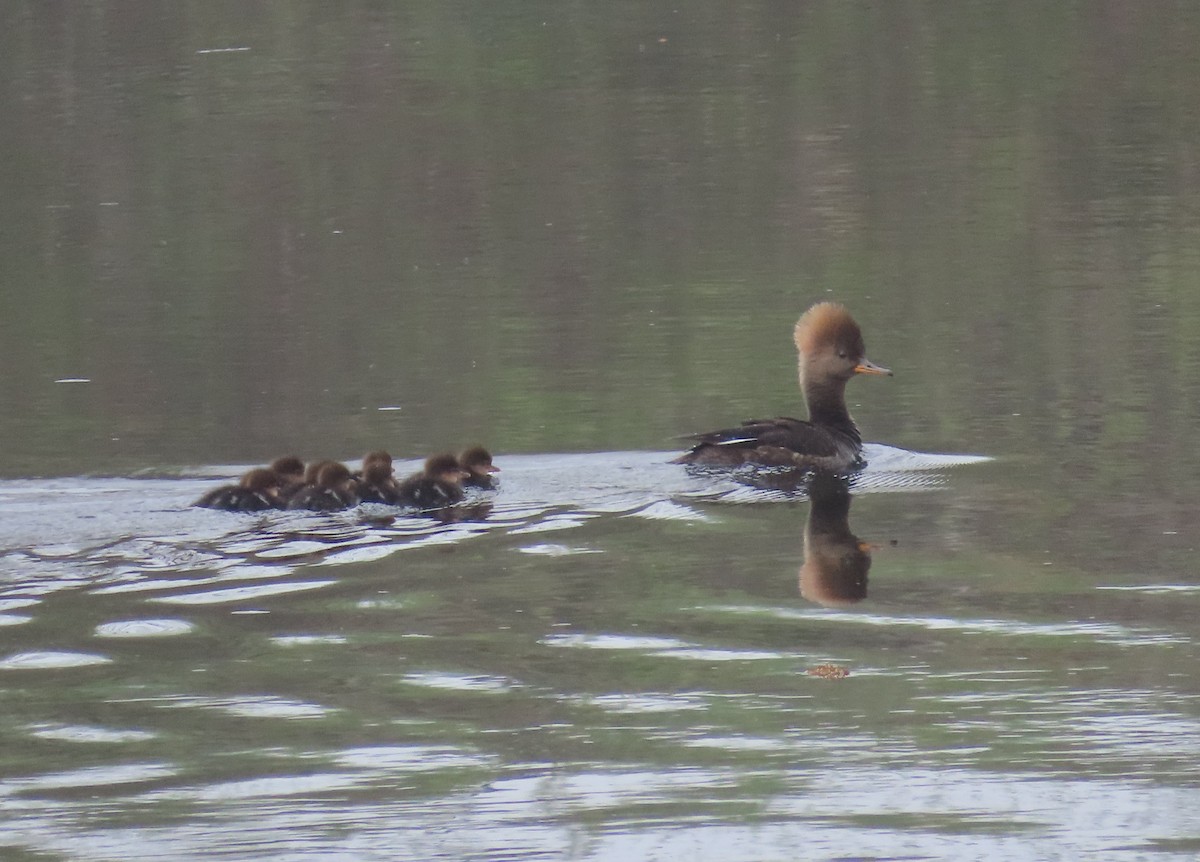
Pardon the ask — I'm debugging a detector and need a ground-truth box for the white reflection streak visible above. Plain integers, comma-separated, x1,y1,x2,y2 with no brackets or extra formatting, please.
702,605,1187,646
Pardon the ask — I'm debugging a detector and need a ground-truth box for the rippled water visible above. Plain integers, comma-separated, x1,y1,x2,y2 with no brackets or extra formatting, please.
6,3,1200,860
3,449,1199,860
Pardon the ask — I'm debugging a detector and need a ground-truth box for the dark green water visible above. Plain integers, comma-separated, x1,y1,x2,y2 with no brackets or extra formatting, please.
2,3,1200,860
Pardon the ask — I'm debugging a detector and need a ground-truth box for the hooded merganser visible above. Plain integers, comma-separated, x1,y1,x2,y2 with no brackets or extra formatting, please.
459,446,500,490
674,302,891,471
395,453,469,508
357,450,402,504
194,468,283,512
286,461,360,511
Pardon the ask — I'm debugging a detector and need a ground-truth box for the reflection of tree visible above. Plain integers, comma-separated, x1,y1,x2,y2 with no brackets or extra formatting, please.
6,4,1200,487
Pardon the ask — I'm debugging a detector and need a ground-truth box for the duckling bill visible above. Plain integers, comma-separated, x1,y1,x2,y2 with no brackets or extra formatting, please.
674,302,891,472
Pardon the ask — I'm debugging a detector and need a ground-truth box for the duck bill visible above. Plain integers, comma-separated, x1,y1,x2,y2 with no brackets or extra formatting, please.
486,465,501,473
854,358,892,376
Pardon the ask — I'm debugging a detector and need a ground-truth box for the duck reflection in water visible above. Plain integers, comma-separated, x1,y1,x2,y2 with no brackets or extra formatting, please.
799,470,872,607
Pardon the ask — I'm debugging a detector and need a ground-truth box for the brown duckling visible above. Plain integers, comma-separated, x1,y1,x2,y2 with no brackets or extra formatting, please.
303,459,337,485
459,446,500,490
270,455,307,501
395,453,469,509
194,468,283,512
286,461,360,512
270,455,305,482
357,450,402,504
674,302,891,472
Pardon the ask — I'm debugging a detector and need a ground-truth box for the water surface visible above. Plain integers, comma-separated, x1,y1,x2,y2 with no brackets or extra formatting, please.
3,3,1200,860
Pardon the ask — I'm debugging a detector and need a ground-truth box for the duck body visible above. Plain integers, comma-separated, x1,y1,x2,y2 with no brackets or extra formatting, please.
286,462,360,512
194,468,282,512
676,415,863,471
674,302,890,473
358,476,402,505
394,476,466,508
286,484,359,512
357,452,402,505
395,453,468,509
193,485,277,512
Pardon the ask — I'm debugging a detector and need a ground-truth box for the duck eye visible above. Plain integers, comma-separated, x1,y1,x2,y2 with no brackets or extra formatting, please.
837,350,848,359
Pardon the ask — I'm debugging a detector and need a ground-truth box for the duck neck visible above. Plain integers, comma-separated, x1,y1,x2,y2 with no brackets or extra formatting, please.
802,375,861,445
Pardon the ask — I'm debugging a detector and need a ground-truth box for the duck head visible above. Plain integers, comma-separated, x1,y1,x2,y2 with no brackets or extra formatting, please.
459,446,500,479
362,450,393,470
240,468,282,492
270,455,305,483
363,460,395,485
315,462,354,490
425,452,469,485
304,459,336,485
794,302,891,387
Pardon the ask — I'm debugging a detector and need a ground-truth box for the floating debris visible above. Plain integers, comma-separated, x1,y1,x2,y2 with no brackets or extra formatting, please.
806,664,849,680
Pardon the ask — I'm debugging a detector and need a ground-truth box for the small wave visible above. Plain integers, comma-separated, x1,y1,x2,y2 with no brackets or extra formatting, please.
0,651,112,670
149,579,338,605
517,543,603,556
701,604,1186,647
0,448,987,589
27,724,157,744
94,619,195,638
400,671,525,693
135,694,333,720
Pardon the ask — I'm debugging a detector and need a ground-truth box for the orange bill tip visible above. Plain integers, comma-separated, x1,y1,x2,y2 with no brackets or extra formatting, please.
854,358,892,376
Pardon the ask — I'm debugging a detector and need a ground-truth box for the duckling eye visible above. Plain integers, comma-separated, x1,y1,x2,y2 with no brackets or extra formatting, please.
837,350,848,359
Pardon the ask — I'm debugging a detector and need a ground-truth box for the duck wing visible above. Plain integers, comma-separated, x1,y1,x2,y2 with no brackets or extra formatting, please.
674,416,856,468
194,485,277,512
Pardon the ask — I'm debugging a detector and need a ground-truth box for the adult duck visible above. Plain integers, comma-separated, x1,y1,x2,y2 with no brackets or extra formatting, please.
674,302,891,471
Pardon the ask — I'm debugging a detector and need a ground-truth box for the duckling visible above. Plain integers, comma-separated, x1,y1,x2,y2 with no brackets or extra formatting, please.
286,461,360,511
194,468,283,512
674,302,891,472
269,455,307,501
357,450,402,504
395,453,469,509
459,446,500,490
303,459,337,485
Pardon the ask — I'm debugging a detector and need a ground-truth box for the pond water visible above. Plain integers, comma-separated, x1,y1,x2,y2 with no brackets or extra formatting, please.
4,4,1200,861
